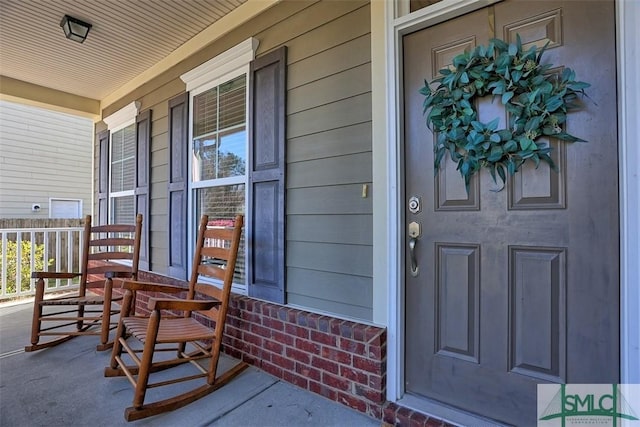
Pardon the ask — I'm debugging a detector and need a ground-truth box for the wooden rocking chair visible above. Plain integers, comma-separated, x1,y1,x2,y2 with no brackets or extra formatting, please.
105,214,247,421
25,214,142,352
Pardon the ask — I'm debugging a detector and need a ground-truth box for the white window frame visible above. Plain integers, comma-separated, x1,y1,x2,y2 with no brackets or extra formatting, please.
181,38,258,293
49,198,83,219
103,101,140,224
189,71,248,192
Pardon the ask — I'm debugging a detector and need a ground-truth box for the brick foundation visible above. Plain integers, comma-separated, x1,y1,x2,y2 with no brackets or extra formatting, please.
106,271,451,426
223,295,386,420
382,402,454,427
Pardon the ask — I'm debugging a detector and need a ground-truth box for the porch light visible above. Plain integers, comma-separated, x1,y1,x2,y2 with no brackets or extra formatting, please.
59,15,92,43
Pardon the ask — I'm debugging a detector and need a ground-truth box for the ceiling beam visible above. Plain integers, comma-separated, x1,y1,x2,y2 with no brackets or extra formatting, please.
0,76,100,119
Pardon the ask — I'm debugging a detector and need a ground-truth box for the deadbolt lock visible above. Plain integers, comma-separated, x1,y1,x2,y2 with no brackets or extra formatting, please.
408,196,421,214
408,221,421,238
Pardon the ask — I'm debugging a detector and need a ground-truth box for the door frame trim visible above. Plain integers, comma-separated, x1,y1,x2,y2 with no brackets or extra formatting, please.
381,0,640,417
616,0,640,386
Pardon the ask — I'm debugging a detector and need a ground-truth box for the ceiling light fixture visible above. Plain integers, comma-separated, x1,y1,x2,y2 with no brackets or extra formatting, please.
60,15,92,43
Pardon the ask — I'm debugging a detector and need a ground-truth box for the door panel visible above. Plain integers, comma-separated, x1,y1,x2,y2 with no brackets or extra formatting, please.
403,1,618,425
509,246,566,383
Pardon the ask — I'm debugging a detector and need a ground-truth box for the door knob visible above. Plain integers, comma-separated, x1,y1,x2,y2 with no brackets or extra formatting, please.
409,238,419,277
408,221,421,277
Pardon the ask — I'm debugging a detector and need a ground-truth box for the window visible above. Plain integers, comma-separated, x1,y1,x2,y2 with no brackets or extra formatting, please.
191,75,247,285
109,123,136,223
102,101,140,225
181,38,258,290
49,198,82,218
177,40,286,303
99,102,150,270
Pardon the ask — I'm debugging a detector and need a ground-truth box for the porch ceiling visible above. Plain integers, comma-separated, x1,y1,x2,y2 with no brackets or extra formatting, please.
0,0,247,115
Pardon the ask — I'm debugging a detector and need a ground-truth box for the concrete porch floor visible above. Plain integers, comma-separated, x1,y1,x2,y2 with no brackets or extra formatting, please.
0,300,380,427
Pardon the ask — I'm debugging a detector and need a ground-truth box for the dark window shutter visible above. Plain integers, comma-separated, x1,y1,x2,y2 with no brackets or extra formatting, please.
135,109,151,270
168,93,189,279
248,46,287,303
97,129,110,225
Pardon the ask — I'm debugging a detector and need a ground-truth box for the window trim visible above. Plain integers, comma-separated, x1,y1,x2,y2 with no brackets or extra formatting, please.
103,101,140,130
181,38,258,92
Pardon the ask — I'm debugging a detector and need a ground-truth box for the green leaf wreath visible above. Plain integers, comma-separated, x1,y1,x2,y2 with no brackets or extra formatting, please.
420,35,590,190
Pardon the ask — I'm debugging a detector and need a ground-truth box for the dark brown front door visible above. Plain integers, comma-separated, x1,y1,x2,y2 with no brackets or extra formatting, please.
403,2,619,425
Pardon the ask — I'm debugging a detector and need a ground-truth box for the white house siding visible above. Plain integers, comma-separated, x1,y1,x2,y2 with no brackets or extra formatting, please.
0,100,92,219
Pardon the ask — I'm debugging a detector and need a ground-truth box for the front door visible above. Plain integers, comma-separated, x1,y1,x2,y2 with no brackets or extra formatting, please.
403,1,619,425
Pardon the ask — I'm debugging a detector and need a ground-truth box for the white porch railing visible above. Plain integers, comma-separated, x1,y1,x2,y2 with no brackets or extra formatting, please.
0,226,84,301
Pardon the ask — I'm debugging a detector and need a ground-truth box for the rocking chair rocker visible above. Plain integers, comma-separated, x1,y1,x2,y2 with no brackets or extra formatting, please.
105,214,247,421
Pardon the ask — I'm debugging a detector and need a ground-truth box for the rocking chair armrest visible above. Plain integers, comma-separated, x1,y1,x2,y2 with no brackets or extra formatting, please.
121,280,187,294
31,272,80,280
149,298,221,312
